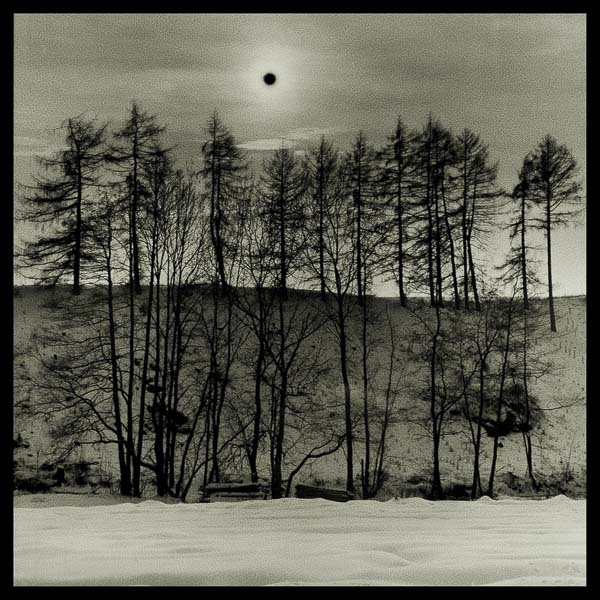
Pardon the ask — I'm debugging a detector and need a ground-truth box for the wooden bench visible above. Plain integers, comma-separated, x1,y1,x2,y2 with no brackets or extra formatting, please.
201,482,268,503
295,484,354,502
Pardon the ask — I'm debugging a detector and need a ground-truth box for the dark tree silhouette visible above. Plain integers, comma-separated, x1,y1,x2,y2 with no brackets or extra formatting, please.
305,153,359,494
261,146,307,301
379,117,416,307
411,117,454,307
455,130,503,311
234,186,278,483
200,112,246,292
530,135,583,332
305,136,338,301
107,100,166,294
498,154,540,310
17,115,107,295
346,132,379,307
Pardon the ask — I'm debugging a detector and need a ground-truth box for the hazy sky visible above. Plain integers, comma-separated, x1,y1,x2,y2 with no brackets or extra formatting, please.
14,13,586,295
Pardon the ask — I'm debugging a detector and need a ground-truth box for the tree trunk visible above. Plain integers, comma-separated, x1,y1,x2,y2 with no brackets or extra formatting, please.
152,273,169,497
249,320,265,483
209,133,228,291
441,173,460,309
202,399,212,491
133,187,160,497
125,234,136,493
208,281,221,484
429,304,444,499
215,155,228,291
467,180,481,311
318,157,326,302
520,191,529,310
467,238,481,311
73,167,82,296
431,423,444,500
471,358,485,499
522,312,538,489
133,259,154,496
433,174,444,307
461,149,470,309
372,317,396,495
271,295,287,500
167,287,183,491
396,156,407,307
337,297,354,494
106,225,131,496
211,295,234,484
546,187,557,332
426,154,435,307
131,142,142,295
361,294,371,498
279,173,288,302
488,305,512,497
356,158,364,307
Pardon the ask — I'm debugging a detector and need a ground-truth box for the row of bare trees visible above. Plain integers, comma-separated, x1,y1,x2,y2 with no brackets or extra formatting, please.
15,102,583,500
413,289,551,500
17,106,583,330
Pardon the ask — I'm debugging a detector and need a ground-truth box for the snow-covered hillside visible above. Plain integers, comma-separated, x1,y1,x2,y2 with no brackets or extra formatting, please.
13,496,585,586
13,287,586,499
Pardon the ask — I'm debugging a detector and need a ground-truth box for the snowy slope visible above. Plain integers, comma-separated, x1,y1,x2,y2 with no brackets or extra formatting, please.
13,287,586,498
13,496,585,586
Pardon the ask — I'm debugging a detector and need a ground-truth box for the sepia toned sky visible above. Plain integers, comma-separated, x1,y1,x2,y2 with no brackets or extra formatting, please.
14,13,586,295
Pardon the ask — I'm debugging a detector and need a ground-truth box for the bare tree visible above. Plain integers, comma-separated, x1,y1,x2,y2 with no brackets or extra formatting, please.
487,295,516,497
19,188,137,495
234,184,279,483
304,155,359,494
410,303,479,499
464,294,506,498
263,295,326,498
362,303,406,497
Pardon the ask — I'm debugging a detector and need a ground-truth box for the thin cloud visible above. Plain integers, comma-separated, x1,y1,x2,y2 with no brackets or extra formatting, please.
237,138,297,151
14,136,67,158
238,126,345,151
286,127,344,140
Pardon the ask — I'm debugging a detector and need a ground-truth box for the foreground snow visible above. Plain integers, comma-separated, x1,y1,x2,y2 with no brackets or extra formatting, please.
14,495,585,586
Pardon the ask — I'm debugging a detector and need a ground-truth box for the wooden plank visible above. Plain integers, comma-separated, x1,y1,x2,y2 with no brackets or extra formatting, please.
295,484,354,502
203,482,262,494
206,491,267,503
201,482,268,503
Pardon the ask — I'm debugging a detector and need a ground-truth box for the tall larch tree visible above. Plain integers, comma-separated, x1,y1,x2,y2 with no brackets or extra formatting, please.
455,129,503,311
200,112,246,291
261,145,307,301
379,117,416,307
107,100,165,294
498,154,539,309
305,136,338,301
17,115,107,294
530,135,583,332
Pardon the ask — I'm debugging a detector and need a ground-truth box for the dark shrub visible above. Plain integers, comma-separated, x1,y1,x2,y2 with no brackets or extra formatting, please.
15,477,53,493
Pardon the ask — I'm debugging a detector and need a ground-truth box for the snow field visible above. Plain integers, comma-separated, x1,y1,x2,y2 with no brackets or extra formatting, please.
14,496,585,586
